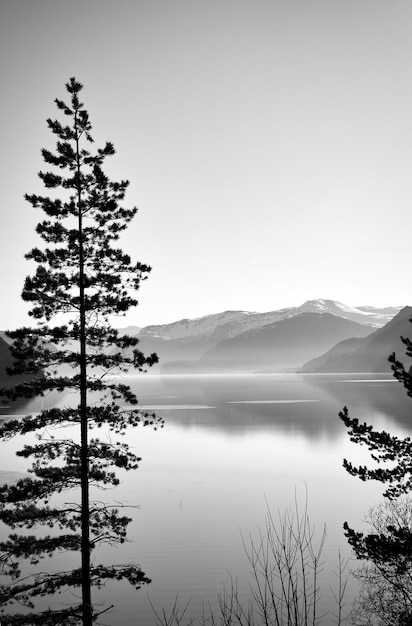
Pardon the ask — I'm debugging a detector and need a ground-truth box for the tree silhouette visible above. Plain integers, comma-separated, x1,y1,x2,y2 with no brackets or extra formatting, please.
345,497,412,626
340,325,412,624
0,77,162,625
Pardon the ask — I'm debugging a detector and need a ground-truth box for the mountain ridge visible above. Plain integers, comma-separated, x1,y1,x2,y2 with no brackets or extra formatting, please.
134,299,402,342
163,311,375,374
301,306,412,373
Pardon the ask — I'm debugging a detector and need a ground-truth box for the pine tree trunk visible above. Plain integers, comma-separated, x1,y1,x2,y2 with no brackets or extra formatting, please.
75,118,93,626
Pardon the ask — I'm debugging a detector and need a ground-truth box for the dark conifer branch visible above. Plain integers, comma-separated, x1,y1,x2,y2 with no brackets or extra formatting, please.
340,315,412,621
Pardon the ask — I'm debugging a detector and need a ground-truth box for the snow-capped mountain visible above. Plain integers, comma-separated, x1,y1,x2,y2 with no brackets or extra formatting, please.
137,299,401,344
138,310,255,342
296,300,401,327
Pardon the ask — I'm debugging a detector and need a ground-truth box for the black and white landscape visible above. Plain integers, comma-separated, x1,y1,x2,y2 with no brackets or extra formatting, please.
2,2,412,624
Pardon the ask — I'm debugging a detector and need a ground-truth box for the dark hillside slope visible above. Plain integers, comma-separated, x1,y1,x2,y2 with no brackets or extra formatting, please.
301,306,412,373
0,336,24,386
0,337,17,385
0,335,44,389
301,337,365,372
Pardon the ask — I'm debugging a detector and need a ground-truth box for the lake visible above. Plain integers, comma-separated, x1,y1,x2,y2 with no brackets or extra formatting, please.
1,373,410,625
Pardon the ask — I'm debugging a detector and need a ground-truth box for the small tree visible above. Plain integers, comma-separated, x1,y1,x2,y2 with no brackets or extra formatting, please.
339,324,412,625
0,78,162,625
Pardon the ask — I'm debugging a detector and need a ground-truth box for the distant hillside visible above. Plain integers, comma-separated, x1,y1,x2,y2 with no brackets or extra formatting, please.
114,325,141,337
0,336,39,388
0,331,13,346
163,312,373,373
299,337,365,372
0,337,13,385
119,310,281,372
301,306,412,373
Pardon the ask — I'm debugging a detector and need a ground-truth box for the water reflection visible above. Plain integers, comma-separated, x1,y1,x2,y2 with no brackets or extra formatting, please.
1,374,410,441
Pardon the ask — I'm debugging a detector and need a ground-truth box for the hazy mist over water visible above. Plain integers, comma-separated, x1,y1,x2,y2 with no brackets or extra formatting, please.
0,373,407,623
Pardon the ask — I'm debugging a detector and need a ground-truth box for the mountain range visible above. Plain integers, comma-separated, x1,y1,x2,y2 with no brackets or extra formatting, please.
0,300,409,378
117,299,405,374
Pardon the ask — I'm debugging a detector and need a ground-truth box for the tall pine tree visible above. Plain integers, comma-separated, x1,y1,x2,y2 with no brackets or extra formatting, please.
0,78,162,625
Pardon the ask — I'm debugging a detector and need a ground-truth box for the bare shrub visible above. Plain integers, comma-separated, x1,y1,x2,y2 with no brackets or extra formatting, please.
151,494,351,626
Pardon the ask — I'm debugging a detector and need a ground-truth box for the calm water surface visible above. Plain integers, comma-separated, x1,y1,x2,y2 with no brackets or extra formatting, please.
1,373,410,624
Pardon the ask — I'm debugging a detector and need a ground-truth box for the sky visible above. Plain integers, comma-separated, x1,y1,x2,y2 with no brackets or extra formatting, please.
1,0,412,329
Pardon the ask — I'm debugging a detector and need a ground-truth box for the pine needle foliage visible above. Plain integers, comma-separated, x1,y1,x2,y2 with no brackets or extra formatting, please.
339,319,412,624
340,335,412,499
0,78,163,625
